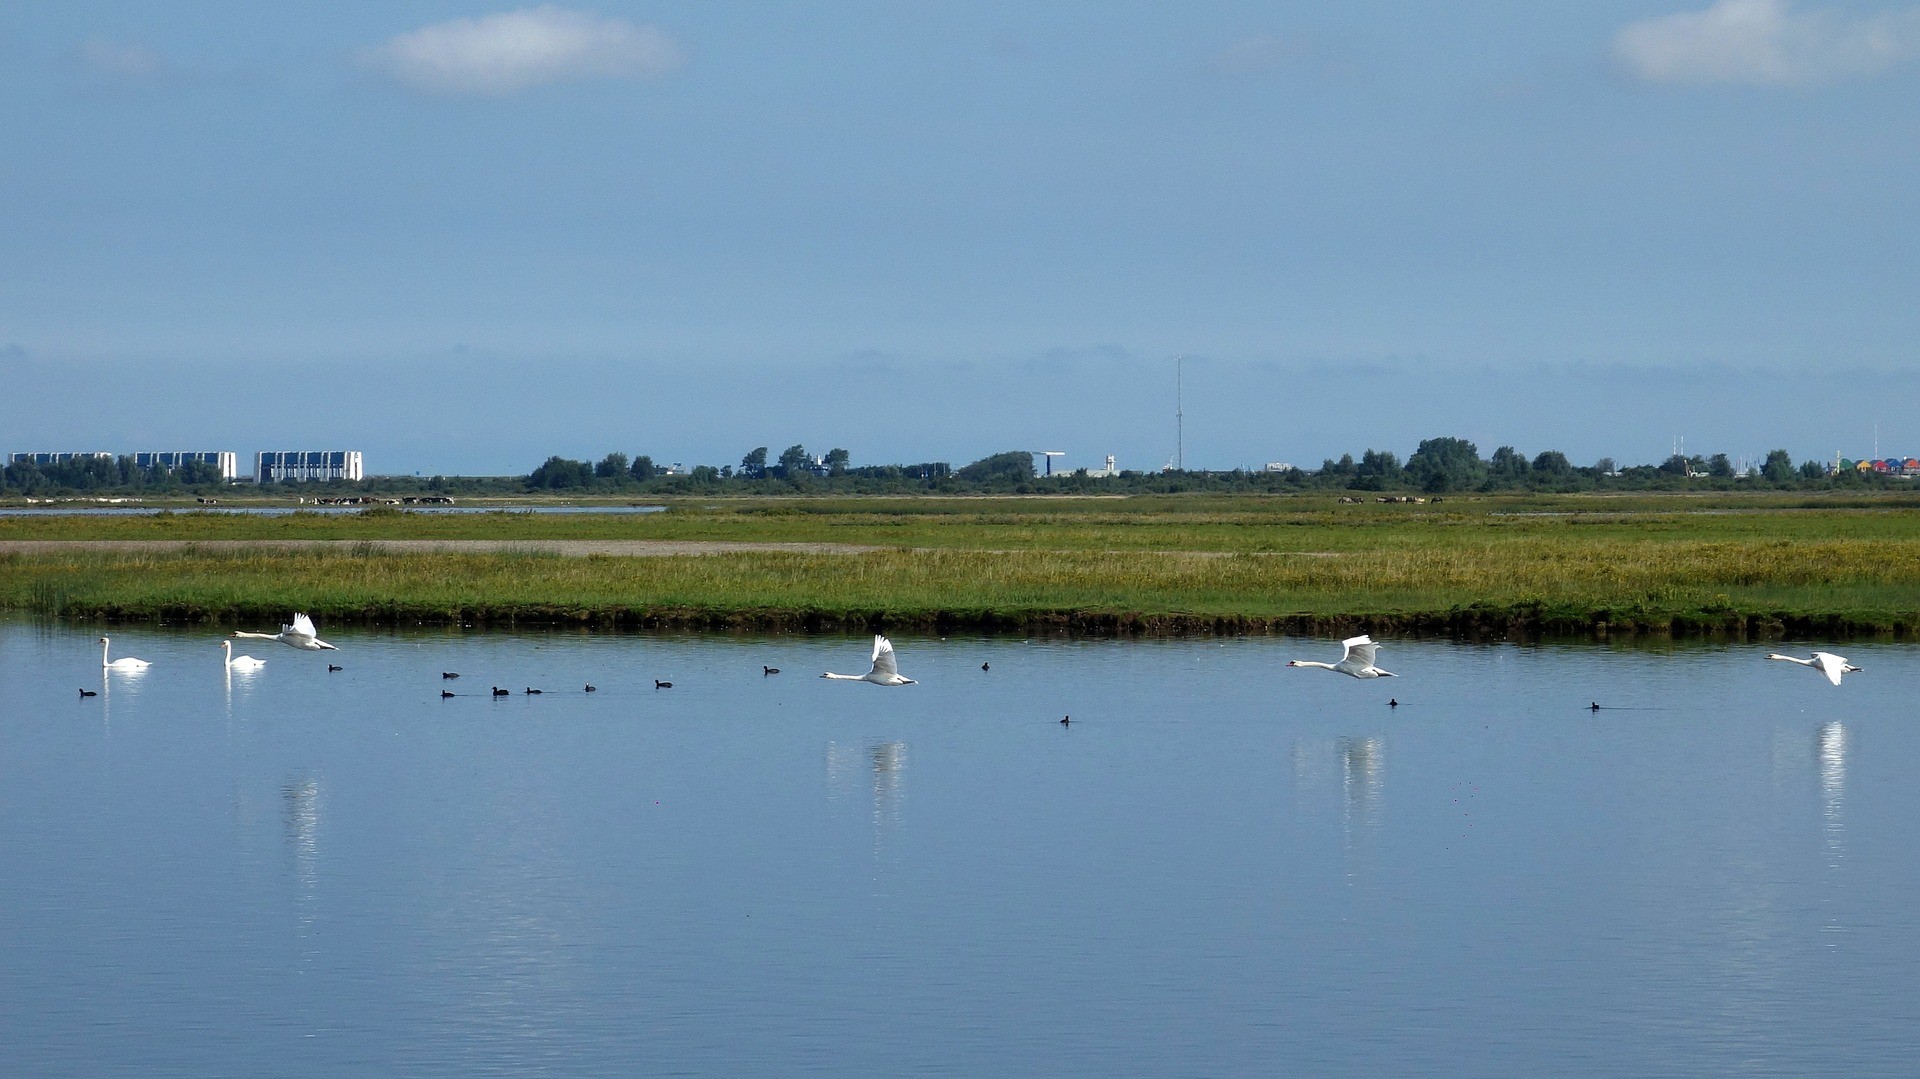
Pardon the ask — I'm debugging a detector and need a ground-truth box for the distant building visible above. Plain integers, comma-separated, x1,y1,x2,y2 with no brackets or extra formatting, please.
9,452,114,466
1839,458,1918,477
1263,461,1294,473
1084,454,1120,478
134,451,238,481
256,451,364,483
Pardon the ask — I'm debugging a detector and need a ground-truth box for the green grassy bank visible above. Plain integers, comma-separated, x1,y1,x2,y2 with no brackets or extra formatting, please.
4,493,1919,637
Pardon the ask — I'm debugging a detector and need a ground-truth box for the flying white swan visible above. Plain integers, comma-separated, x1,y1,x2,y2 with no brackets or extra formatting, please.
232,613,336,651
822,635,917,686
1766,650,1861,686
220,640,266,671
99,636,151,671
1288,634,1395,678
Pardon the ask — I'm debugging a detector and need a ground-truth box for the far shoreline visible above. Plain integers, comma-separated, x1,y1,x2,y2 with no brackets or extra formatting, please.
5,492,1916,642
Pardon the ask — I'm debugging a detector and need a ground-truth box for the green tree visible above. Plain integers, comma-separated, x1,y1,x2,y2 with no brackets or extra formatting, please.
176,459,223,486
595,452,629,479
1761,449,1795,484
957,450,1037,485
1405,437,1484,493
1348,449,1399,490
824,447,850,476
630,455,657,481
777,444,812,478
1488,446,1530,483
741,447,768,478
528,456,593,489
1707,453,1733,479
1531,450,1572,476
1798,459,1828,480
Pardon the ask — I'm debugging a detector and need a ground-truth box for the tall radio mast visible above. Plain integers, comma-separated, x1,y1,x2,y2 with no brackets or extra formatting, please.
1176,356,1184,472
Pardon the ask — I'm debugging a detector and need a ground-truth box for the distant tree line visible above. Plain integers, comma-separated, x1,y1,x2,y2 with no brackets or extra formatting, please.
1,438,1896,498
0,456,529,498
514,439,1884,495
526,443,951,493
1293,438,1840,494
1,455,228,495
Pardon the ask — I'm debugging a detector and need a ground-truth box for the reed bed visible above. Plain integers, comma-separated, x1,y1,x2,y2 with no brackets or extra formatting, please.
5,530,1918,636
14,490,1920,552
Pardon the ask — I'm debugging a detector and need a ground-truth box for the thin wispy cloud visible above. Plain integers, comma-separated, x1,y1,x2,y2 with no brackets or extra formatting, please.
78,39,164,79
364,6,683,95
1615,0,1920,85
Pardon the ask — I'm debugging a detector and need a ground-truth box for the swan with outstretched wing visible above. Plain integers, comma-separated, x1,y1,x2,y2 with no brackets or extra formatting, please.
1288,635,1395,679
1767,650,1860,686
233,612,336,651
822,635,917,686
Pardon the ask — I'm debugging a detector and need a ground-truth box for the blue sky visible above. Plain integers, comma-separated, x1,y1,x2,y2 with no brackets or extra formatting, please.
3,1,1917,475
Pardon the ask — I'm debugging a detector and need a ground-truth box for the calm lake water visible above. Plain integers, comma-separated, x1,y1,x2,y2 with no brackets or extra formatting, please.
3,621,1917,1077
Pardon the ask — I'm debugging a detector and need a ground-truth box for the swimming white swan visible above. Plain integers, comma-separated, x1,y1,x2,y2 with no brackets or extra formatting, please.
822,635,917,686
1288,634,1394,678
1767,650,1860,686
99,636,151,671
232,613,336,651
220,640,266,671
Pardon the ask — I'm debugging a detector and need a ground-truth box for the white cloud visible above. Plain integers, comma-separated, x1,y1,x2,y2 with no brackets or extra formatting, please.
79,39,164,79
364,6,683,95
1615,0,1920,85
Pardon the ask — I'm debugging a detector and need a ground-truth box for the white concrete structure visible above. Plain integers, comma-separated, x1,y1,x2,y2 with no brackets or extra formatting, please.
135,451,238,481
1084,454,1120,478
9,452,114,466
256,451,364,483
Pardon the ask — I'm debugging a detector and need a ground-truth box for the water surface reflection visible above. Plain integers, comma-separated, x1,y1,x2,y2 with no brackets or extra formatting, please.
1818,721,1848,866
827,740,908,857
4,624,1919,1078
283,776,321,938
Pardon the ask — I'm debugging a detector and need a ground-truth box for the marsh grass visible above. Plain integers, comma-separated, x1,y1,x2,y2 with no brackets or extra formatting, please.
4,532,1918,636
5,493,1920,634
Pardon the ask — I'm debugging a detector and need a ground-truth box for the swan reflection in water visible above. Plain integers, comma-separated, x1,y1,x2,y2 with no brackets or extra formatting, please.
827,740,908,855
1292,735,1386,834
1341,737,1385,831
220,662,261,728
95,664,148,736
1817,721,1847,870
284,776,322,938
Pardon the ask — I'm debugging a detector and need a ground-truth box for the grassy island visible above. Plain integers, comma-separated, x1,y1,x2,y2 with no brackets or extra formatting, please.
3,492,1918,638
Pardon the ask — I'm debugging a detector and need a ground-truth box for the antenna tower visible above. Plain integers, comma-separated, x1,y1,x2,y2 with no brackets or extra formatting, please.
1176,356,1184,472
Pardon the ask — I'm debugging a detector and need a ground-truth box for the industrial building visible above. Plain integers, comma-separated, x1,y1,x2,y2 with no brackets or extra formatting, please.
9,452,114,466
133,451,239,481
256,451,364,483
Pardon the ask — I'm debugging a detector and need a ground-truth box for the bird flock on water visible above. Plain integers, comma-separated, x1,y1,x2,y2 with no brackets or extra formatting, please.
79,622,1871,708
85,620,933,698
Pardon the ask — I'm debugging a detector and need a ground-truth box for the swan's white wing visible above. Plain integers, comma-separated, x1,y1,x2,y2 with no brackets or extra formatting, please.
289,613,318,637
1341,635,1379,669
869,636,900,679
1814,652,1847,686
